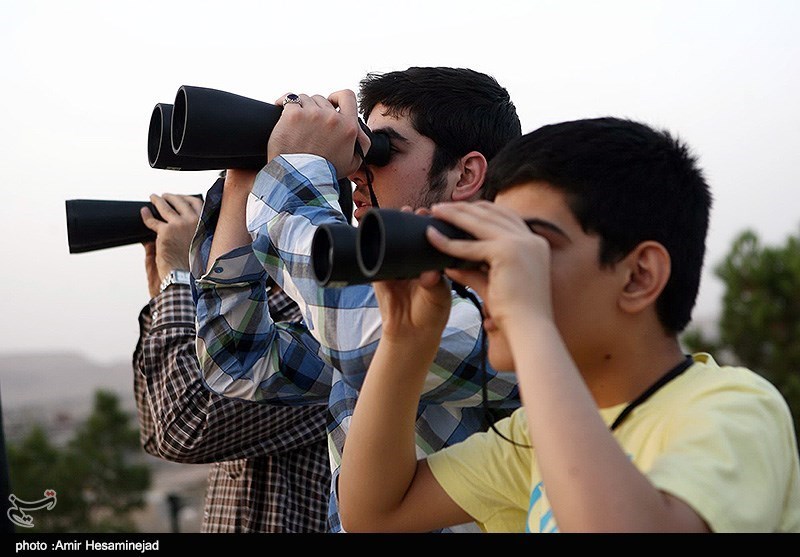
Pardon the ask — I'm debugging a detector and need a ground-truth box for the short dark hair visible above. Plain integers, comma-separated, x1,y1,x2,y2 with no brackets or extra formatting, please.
485,117,712,334
358,67,522,179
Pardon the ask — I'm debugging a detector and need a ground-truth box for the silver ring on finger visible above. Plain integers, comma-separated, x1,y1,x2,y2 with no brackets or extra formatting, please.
282,93,302,107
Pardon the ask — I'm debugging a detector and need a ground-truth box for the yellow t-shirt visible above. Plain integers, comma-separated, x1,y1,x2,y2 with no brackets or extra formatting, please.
427,353,800,533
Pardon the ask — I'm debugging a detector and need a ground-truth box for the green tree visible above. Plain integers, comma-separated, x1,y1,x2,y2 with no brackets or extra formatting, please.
682,228,800,446
6,390,151,532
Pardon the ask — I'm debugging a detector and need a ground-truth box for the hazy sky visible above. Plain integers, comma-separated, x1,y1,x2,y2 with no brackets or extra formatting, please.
1,0,798,365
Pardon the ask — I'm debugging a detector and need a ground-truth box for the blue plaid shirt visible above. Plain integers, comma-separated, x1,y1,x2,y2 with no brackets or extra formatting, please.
190,154,520,532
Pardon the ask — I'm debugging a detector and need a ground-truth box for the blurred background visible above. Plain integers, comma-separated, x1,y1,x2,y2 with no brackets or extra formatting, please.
1,0,798,532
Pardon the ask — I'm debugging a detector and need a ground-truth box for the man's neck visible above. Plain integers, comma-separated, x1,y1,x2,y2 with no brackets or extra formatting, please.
583,334,687,409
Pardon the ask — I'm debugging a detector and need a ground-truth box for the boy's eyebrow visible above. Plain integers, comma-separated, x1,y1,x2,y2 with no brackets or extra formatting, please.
523,218,571,241
371,126,409,144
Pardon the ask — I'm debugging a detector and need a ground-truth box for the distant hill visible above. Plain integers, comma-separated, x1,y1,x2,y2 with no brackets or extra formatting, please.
0,351,135,445
0,351,133,411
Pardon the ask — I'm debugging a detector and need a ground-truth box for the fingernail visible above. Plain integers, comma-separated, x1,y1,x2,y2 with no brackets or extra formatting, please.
426,226,444,239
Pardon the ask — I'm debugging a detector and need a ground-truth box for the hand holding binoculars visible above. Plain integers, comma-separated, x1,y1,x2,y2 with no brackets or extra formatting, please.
312,208,479,287
65,194,204,254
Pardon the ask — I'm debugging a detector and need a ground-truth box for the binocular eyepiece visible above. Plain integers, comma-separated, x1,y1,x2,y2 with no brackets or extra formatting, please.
149,85,391,171
311,208,478,287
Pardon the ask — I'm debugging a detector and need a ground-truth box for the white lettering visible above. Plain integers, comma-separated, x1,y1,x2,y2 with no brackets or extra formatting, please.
54,540,84,550
15,540,47,552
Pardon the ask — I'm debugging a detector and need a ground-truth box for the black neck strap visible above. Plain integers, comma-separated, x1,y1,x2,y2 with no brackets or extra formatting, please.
354,141,380,209
609,355,694,432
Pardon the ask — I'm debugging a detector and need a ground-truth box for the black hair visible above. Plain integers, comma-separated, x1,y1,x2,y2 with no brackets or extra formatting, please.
358,67,522,187
484,117,712,334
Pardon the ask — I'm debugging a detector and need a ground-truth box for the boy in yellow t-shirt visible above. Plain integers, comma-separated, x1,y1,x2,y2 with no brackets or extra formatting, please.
338,117,800,533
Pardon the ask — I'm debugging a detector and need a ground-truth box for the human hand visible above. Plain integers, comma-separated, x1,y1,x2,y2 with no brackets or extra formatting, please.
373,270,452,342
426,201,554,332
140,193,204,294
372,208,452,344
267,89,370,178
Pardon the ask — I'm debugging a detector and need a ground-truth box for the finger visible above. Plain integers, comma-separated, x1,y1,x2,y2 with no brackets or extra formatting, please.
432,200,514,230
445,268,488,301
327,89,370,163
186,195,204,215
431,201,527,240
418,269,444,289
426,225,488,264
142,240,156,255
279,93,307,112
162,193,193,215
162,193,203,220
296,93,316,109
330,89,370,152
275,91,300,107
310,94,335,110
328,89,357,116
149,194,178,221
140,206,162,233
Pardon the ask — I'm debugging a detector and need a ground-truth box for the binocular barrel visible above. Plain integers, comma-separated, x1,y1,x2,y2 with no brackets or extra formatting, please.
165,85,391,168
171,86,282,159
65,180,349,256
309,208,478,286
65,194,203,254
357,209,477,282
148,104,266,170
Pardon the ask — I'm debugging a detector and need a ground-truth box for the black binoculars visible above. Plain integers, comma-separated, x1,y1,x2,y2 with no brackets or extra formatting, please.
65,195,204,254
312,208,479,287
65,177,352,254
68,83,374,254
148,85,391,171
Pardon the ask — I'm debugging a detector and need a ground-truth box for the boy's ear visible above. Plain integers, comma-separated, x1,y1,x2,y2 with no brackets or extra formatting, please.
618,241,671,315
451,151,488,201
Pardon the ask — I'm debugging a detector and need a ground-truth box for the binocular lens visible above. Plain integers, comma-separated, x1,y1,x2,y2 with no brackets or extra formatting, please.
357,211,385,277
171,90,188,155
311,225,338,286
147,104,164,167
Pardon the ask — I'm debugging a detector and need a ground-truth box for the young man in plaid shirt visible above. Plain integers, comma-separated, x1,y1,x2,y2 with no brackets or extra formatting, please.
134,185,330,532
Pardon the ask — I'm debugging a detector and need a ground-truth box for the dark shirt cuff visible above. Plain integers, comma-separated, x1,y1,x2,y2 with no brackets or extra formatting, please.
151,284,196,331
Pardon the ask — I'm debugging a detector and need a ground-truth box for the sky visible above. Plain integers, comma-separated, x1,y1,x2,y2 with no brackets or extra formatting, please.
1,0,798,366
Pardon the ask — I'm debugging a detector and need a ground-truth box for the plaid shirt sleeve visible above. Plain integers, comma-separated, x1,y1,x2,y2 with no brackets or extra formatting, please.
191,178,334,405
193,155,518,408
133,303,158,455
131,284,328,463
